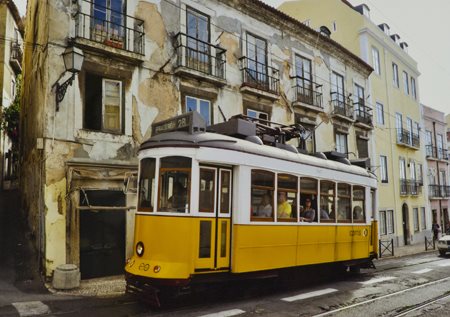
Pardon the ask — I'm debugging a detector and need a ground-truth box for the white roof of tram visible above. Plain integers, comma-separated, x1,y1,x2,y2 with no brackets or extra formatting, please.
140,130,376,181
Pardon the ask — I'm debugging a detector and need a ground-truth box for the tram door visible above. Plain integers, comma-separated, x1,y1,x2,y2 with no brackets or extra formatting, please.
196,167,232,271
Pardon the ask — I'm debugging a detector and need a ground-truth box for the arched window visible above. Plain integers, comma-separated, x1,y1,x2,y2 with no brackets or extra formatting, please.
251,170,274,221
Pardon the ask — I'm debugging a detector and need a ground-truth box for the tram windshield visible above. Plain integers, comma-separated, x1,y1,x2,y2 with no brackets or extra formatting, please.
138,158,156,211
159,156,191,213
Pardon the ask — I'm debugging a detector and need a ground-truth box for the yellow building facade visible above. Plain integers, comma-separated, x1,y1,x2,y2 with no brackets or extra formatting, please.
280,0,428,246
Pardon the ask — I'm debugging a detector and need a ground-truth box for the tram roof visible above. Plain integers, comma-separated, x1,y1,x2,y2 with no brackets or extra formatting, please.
140,130,376,180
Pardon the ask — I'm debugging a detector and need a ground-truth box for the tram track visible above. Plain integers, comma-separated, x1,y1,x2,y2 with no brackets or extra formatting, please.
312,276,450,317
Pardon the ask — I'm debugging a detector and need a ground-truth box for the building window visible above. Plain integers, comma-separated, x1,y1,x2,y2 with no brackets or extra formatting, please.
417,163,423,185
380,210,387,235
411,77,417,99
335,133,347,154
395,112,403,142
296,114,315,153
380,155,388,183
376,102,384,125
294,54,313,102
247,108,269,125
403,71,409,95
92,0,125,46
84,73,123,134
387,209,394,234
413,208,419,232
372,47,380,75
246,33,268,83
186,7,210,66
186,96,211,125
331,72,345,105
392,63,399,87
356,137,368,158
421,207,426,230
399,158,406,180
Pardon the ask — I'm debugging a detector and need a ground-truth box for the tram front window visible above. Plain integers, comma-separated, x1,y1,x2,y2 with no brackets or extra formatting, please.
138,158,156,212
159,156,191,213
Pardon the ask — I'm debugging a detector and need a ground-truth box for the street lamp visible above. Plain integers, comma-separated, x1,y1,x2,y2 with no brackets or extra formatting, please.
55,46,84,111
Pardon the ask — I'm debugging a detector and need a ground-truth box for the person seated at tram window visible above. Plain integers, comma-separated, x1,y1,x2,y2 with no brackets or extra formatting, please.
257,194,273,217
300,198,316,222
277,191,292,218
320,208,330,221
353,206,364,220
168,181,188,212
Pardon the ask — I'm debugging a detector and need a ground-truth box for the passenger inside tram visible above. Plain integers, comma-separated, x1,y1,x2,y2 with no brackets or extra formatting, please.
277,191,292,218
167,181,188,212
300,198,315,222
257,193,273,217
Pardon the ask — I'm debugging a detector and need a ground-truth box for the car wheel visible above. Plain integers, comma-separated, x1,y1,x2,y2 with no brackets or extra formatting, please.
439,250,446,256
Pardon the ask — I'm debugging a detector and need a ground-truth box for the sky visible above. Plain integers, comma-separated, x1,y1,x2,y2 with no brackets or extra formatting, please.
13,0,450,115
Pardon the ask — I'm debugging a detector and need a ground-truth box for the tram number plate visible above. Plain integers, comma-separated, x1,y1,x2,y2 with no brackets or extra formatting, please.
349,230,362,236
153,115,191,135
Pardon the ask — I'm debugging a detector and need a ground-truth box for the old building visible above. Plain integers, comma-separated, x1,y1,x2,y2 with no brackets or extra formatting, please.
0,0,23,189
21,0,372,280
279,0,428,246
422,105,450,233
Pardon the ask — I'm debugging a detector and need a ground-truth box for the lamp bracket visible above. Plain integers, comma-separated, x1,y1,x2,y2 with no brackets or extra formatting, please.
55,73,76,111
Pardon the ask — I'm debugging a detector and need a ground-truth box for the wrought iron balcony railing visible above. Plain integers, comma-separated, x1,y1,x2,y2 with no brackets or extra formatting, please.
9,41,22,73
331,92,353,119
426,145,449,161
239,56,280,95
292,76,323,108
397,128,420,148
74,0,145,55
354,101,373,126
174,33,226,80
429,185,450,198
400,179,422,196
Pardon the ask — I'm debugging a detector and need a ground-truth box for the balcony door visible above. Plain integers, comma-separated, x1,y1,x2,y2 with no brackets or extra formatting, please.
406,118,413,144
246,33,268,87
331,72,345,111
395,113,403,142
354,84,365,117
295,55,312,103
186,8,210,72
91,0,125,47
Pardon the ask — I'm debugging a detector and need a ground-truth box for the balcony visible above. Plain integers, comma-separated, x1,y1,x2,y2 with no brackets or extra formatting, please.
429,185,450,198
292,76,323,112
239,57,280,100
396,128,420,149
331,93,354,122
10,41,23,74
426,145,449,161
400,179,422,196
173,33,226,86
74,0,144,59
354,102,373,129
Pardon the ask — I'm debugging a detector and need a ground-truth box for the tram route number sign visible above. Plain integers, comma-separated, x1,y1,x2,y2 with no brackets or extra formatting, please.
151,112,206,136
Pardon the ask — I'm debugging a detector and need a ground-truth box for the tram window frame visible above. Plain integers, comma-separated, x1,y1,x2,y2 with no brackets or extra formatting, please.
158,156,192,213
299,177,318,223
199,167,216,213
138,158,156,212
319,180,336,223
219,170,232,214
251,169,275,222
337,183,351,223
277,174,298,222
352,186,366,223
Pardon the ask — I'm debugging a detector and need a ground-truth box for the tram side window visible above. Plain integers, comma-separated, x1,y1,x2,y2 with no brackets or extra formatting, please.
251,170,274,221
353,186,366,223
337,183,351,222
299,178,318,222
320,181,335,222
159,156,191,213
138,158,156,212
277,174,297,221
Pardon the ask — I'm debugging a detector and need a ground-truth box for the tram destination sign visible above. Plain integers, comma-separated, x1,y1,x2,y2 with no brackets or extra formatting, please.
152,111,206,136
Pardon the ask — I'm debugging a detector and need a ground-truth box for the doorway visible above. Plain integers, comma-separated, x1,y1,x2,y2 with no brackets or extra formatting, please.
402,203,410,245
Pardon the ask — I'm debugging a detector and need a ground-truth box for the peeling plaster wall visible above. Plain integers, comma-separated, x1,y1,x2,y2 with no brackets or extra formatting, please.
21,0,373,277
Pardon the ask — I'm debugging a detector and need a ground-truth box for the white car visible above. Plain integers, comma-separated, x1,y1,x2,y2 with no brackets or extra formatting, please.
437,235,450,255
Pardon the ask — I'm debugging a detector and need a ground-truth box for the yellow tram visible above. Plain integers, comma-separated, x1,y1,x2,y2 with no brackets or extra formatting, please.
125,112,378,305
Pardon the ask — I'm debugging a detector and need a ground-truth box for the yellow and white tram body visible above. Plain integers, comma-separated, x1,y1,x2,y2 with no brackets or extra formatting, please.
125,114,378,302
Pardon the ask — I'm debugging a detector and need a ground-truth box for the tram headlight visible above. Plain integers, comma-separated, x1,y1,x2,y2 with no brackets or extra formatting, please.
136,242,144,257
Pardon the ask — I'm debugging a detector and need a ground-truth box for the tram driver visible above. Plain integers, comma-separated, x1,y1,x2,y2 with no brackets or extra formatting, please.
277,191,292,218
